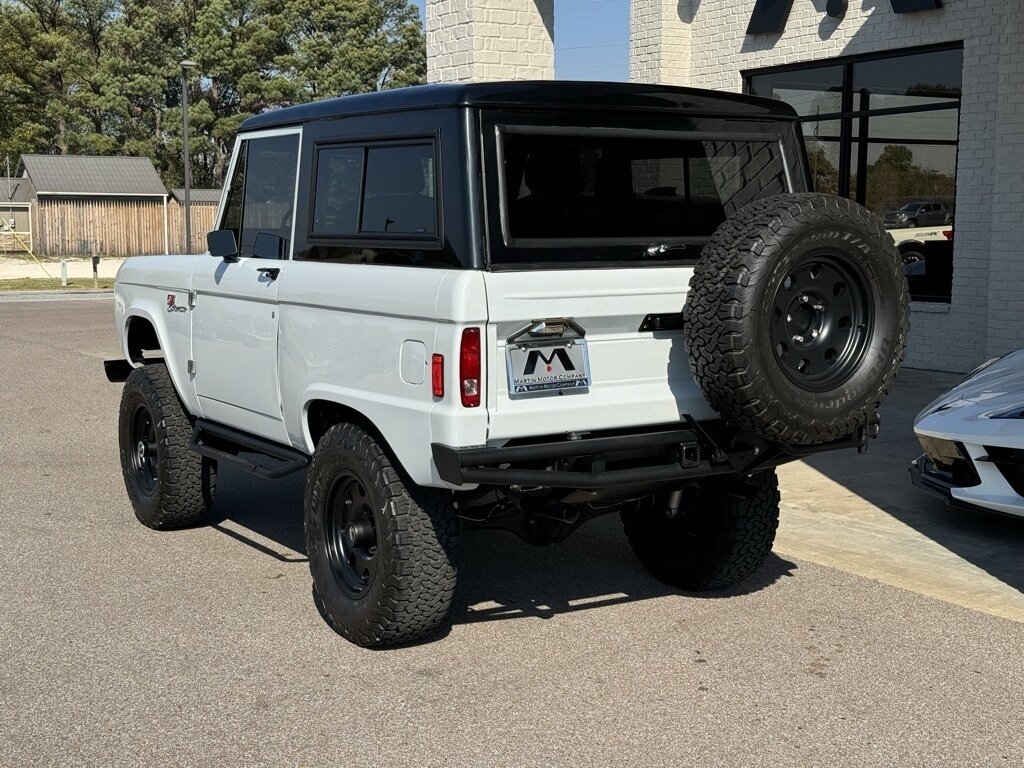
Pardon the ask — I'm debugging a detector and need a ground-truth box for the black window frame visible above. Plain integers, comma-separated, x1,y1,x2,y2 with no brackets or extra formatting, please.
305,134,443,253
743,41,963,202
744,42,963,304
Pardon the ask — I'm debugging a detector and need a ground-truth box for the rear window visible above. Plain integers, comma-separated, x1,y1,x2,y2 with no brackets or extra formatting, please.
495,129,789,265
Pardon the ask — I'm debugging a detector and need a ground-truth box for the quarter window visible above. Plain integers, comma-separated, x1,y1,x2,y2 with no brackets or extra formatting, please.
311,147,363,237
362,145,436,235
310,141,437,239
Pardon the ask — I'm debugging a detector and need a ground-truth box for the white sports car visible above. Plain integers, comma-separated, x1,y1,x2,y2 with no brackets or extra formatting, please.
912,350,1024,518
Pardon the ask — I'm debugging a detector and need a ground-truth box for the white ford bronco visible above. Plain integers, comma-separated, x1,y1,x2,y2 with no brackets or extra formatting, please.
107,82,909,647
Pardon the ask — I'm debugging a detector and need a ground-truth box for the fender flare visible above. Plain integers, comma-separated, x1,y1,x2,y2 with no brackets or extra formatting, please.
120,304,200,417
297,385,441,488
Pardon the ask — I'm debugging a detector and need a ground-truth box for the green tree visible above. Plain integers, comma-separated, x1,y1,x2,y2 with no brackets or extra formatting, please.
0,0,426,187
99,0,184,177
280,0,425,100
806,144,839,195
874,144,914,171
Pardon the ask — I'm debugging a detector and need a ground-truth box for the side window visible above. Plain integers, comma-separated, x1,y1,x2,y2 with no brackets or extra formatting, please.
312,147,364,237
224,134,300,259
310,141,437,240
361,144,436,235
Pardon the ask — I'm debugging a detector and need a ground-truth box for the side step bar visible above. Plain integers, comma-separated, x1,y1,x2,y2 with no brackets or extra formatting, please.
189,419,309,480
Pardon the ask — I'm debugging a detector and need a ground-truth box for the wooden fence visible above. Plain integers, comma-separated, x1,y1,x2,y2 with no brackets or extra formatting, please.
15,197,220,257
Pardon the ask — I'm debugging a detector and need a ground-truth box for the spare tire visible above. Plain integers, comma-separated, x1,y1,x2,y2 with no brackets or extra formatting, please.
683,193,909,446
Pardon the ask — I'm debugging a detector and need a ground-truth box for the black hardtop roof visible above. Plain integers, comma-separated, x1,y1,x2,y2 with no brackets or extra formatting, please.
240,81,797,131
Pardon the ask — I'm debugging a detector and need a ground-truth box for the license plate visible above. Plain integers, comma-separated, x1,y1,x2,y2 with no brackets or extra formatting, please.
506,339,591,396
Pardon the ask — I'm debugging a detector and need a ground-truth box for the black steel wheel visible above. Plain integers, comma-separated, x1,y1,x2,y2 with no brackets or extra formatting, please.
769,254,873,393
684,193,909,446
305,423,458,648
324,473,379,597
128,404,159,496
118,363,216,529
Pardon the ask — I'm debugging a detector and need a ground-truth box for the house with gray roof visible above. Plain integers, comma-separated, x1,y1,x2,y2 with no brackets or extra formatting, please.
1,176,37,252
170,188,223,205
1,176,35,203
16,155,167,198
6,154,222,257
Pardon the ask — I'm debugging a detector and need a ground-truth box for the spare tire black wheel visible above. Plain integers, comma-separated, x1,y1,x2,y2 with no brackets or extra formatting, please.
684,193,909,446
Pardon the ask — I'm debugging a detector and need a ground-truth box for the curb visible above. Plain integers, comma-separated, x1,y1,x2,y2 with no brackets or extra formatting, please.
0,289,114,303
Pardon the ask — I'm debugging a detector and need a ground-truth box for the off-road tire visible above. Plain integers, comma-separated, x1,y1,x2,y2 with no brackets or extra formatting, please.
118,363,216,529
305,423,458,648
622,471,780,590
684,193,909,446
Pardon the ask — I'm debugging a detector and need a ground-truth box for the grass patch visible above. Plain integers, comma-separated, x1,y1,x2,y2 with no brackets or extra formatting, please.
0,277,115,291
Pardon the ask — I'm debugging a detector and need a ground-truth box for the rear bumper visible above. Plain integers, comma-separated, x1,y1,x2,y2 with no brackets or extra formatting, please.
433,428,714,489
433,423,866,490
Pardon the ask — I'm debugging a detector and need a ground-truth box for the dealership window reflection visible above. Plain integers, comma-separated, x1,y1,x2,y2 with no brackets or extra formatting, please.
746,45,962,303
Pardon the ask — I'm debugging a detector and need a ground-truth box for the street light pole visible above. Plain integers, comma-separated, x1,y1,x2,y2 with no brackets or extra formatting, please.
180,59,197,253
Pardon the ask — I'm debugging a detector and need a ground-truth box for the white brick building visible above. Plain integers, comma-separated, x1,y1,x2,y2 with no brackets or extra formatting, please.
427,0,1024,372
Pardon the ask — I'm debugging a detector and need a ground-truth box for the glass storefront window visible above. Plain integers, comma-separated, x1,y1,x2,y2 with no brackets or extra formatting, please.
746,45,962,304
747,65,844,118
858,140,957,221
802,121,841,196
852,48,962,112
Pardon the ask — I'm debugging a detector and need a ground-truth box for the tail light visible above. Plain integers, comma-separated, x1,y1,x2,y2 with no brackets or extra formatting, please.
431,354,444,398
942,230,954,241
460,328,481,408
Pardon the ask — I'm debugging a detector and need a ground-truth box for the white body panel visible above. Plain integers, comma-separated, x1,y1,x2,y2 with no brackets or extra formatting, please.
190,257,287,444
113,256,711,488
276,264,489,487
115,255,203,417
482,268,715,443
914,350,1024,517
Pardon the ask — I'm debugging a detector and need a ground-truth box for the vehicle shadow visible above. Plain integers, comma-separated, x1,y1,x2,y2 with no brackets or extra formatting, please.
453,517,797,625
209,465,308,562
207,465,796,623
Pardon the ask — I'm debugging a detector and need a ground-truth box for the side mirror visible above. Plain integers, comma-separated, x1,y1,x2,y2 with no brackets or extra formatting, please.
253,232,287,260
207,230,238,261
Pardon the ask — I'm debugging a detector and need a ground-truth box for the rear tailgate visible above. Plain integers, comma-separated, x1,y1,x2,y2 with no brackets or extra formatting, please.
483,267,717,442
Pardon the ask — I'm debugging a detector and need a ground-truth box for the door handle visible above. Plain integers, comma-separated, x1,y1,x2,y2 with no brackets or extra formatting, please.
257,266,281,280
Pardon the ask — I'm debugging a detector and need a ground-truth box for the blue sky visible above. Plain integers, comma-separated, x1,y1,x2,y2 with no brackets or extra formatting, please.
410,0,630,82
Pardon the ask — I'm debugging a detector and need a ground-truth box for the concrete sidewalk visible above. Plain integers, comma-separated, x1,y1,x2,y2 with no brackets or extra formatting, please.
0,255,126,280
776,367,1024,622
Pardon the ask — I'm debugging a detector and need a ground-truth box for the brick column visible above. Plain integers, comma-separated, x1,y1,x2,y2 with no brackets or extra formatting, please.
983,5,1024,358
426,0,555,83
629,0,693,85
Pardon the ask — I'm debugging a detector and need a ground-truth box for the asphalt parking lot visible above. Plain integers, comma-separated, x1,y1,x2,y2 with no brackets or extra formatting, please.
2,296,1023,767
